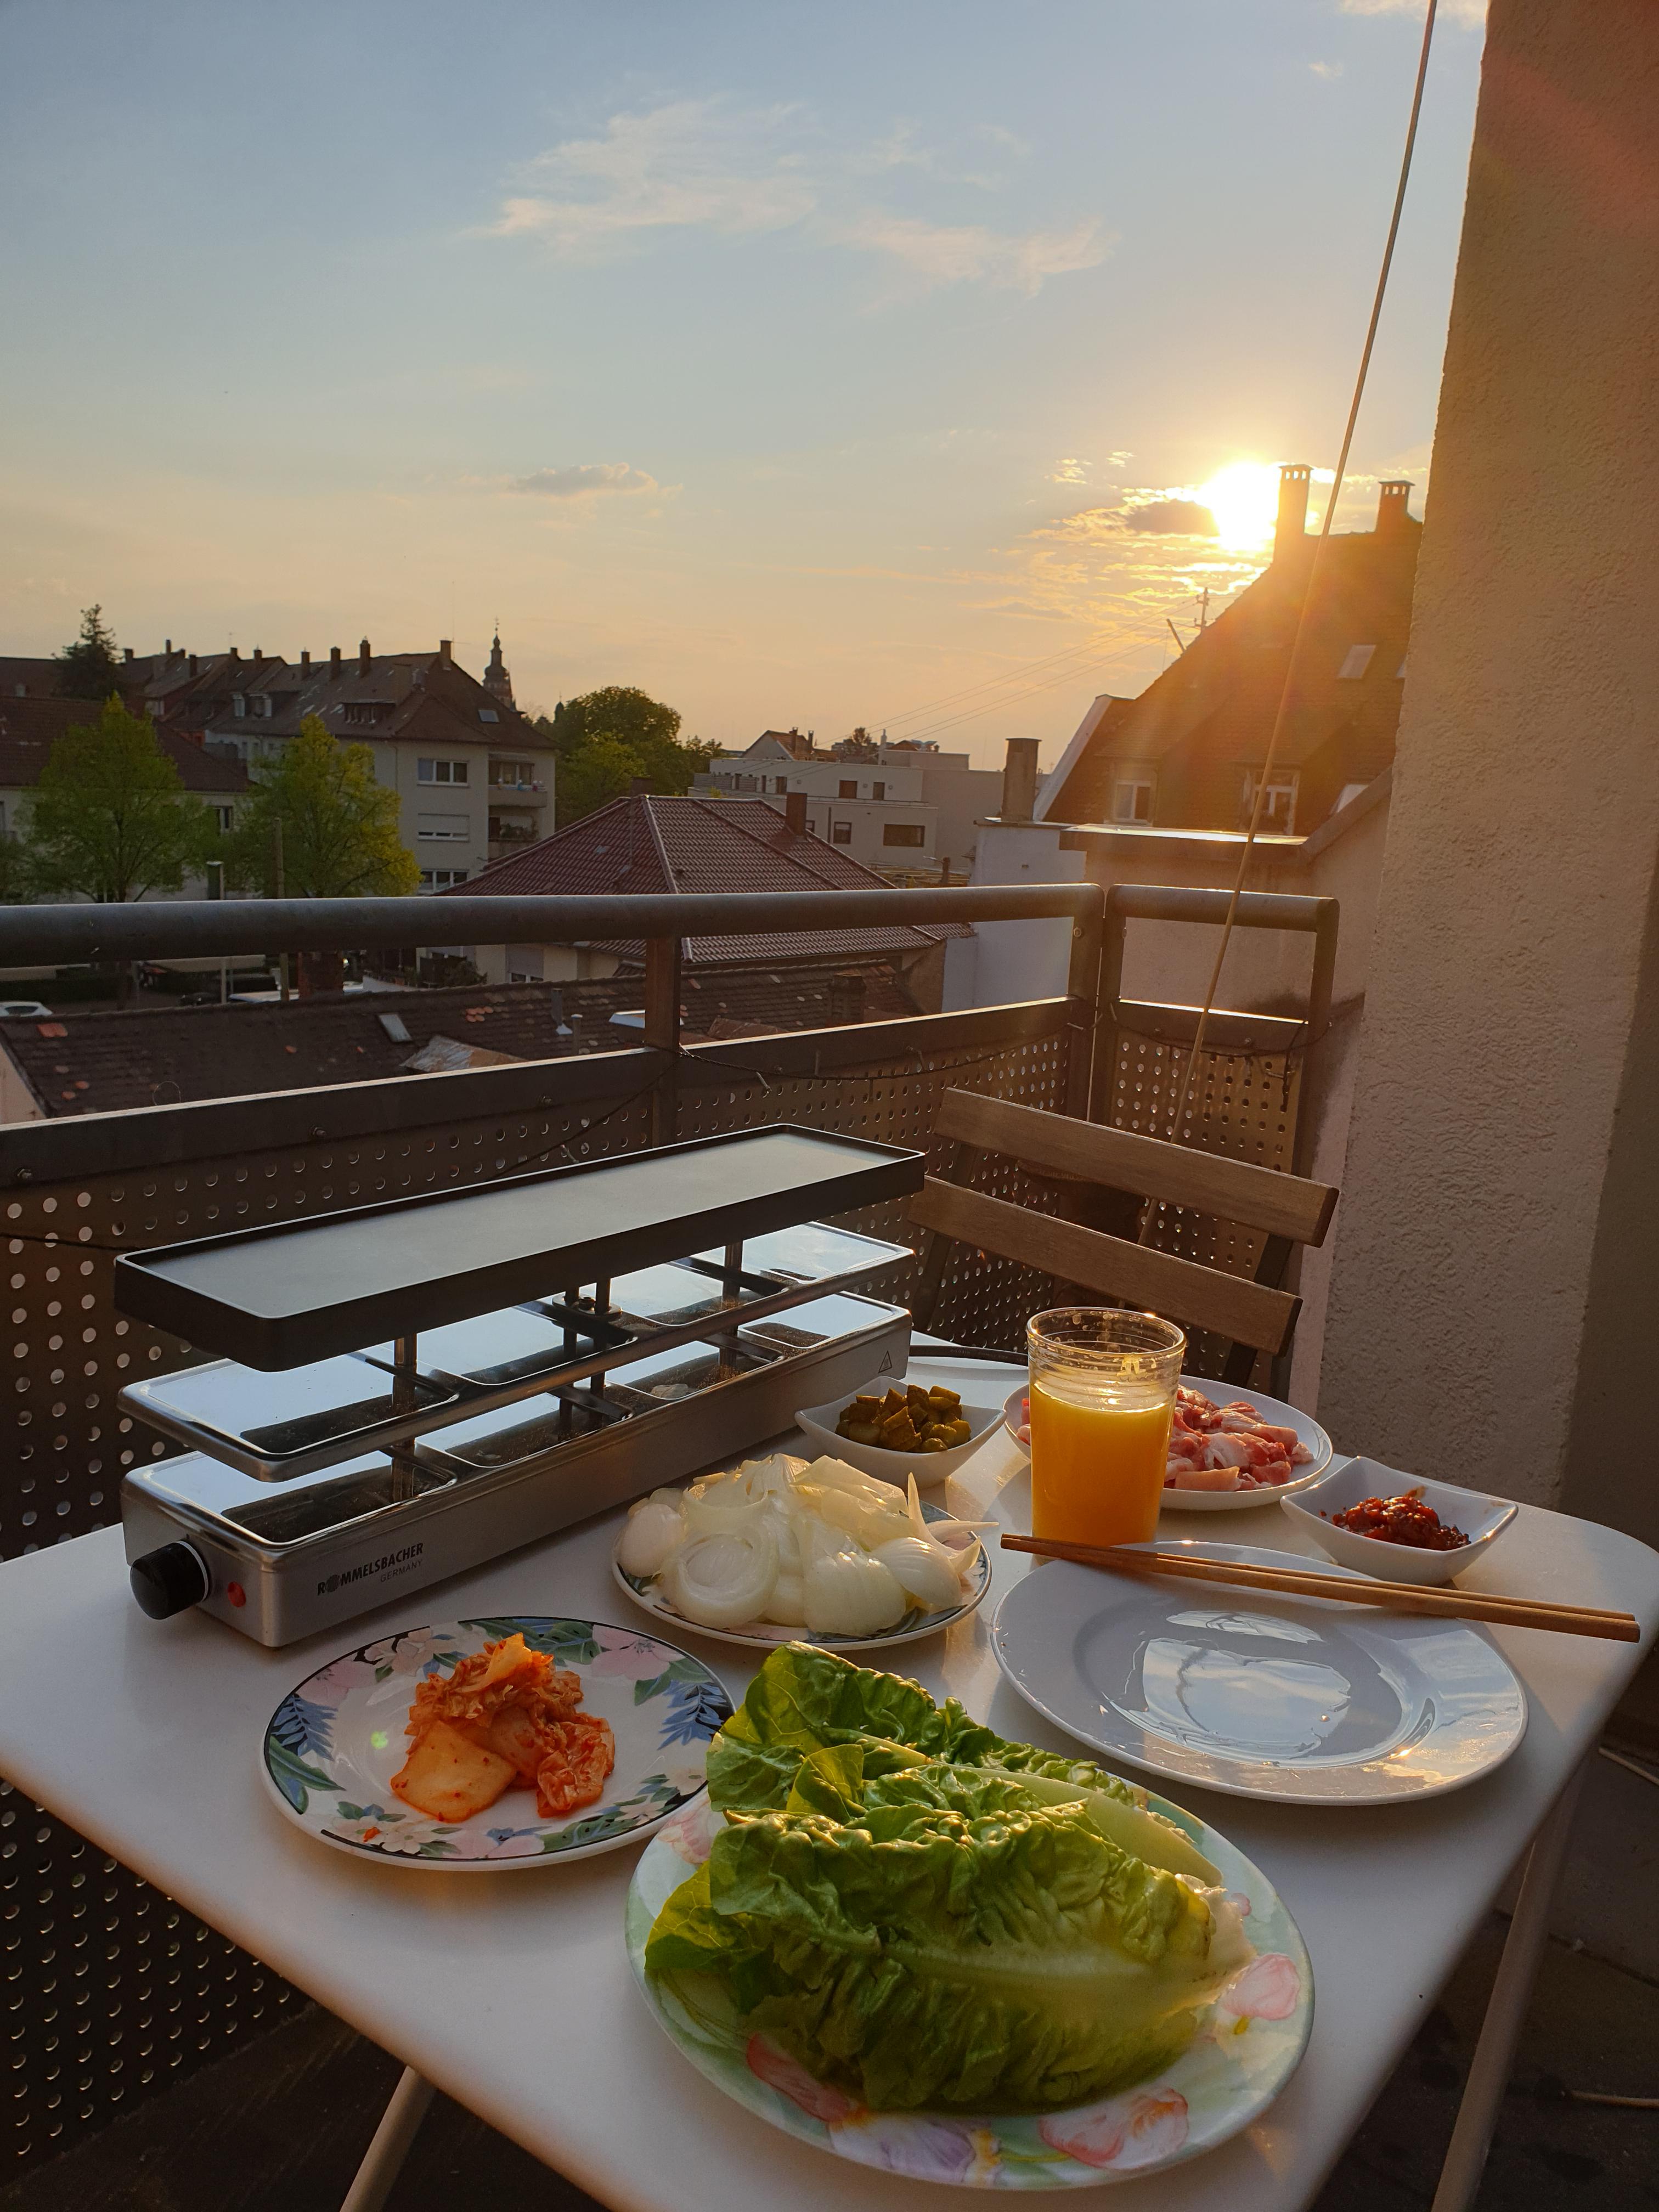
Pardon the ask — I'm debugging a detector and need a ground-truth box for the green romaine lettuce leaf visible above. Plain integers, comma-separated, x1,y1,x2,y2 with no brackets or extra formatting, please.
647,1663,1251,2113
714,1644,1217,1883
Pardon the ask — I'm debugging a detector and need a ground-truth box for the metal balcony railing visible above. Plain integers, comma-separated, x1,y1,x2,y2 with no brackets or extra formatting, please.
0,878,1336,2183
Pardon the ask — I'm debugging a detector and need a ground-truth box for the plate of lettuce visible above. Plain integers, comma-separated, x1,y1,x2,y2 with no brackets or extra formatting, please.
627,1644,1311,2188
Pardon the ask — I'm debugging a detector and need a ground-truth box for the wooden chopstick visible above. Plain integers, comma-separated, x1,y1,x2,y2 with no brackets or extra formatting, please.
999,1534,1642,1643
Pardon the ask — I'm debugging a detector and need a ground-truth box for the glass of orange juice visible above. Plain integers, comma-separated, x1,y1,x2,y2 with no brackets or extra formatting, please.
1026,1308,1185,1547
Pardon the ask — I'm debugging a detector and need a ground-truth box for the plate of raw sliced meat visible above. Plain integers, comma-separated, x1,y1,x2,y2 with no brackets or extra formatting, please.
1002,1378,1333,1512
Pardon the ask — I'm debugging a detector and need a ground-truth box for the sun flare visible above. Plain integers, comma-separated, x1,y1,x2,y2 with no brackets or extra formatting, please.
1198,460,1281,551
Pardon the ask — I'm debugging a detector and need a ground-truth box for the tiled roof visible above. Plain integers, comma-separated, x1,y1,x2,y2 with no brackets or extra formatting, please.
0,657,66,699
449,794,966,965
0,964,920,1118
159,647,542,756
0,696,249,794
1043,518,1420,832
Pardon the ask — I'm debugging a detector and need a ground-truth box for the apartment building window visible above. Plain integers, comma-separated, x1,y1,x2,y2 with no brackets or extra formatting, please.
883,823,926,848
255,695,273,718
832,820,852,845
838,779,858,799
1243,771,1298,833
233,693,246,718
478,707,500,723
490,759,535,787
774,776,789,794
216,805,235,832
1111,775,1154,823
418,811,470,842
418,758,469,784
872,781,885,800
419,867,469,890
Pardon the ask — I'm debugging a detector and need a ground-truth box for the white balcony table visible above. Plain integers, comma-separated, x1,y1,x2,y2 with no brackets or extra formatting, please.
0,1354,1655,2212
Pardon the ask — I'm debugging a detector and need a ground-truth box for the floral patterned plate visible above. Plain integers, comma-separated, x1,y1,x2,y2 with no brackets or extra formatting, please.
612,1498,992,1653
626,1791,1312,2188
260,1617,733,1869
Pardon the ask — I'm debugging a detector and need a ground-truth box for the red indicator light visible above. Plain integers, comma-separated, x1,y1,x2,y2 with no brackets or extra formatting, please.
226,1581,246,1609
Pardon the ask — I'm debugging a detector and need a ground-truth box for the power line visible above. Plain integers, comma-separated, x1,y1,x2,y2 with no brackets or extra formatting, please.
1157,0,1441,1163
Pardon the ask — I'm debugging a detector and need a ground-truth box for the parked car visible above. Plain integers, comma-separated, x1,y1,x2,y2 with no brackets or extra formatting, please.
0,1000,53,1020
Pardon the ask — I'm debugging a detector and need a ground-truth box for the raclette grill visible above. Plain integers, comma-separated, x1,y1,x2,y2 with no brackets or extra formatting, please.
117,1127,922,1644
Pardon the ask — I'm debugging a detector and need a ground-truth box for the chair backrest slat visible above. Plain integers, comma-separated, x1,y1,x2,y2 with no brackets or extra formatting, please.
909,1177,1301,1356
933,1089,1336,1247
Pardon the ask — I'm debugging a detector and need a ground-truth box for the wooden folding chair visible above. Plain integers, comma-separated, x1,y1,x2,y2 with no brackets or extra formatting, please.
909,1088,1339,1388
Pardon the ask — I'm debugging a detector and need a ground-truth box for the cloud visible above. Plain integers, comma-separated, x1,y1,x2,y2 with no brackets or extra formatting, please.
492,100,815,261
1116,496,1218,536
840,213,1111,295
490,100,1107,298
851,119,1026,189
511,463,660,499
1309,60,1344,78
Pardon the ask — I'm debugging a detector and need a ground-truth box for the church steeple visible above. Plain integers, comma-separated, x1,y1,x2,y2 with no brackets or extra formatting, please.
484,628,514,707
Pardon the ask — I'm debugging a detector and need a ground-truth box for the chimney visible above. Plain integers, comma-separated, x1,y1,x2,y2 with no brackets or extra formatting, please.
1376,479,1413,537
1274,464,1311,562
358,638,371,676
329,645,342,675
253,647,263,663
300,648,311,668
784,791,808,836
123,646,134,663
164,639,172,654
438,639,452,667
187,653,198,676
1001,737,1040,823
228,645,241,662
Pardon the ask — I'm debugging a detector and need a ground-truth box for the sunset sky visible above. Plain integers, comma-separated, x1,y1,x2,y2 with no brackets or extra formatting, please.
0,1,1485,764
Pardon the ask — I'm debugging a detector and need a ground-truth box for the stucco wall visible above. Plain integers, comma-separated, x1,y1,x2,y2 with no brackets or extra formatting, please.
1318,0,1659,1539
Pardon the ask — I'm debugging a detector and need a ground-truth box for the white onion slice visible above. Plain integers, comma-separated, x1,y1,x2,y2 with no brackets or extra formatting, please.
662,1525,777,1628
617,1491,685,1577
682,1477,769,1538
872,1535,964,1612
802,1523,908,1636
761,1570,806,1625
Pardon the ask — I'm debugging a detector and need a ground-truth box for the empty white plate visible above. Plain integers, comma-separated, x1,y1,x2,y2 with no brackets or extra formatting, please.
992,1543,1527,1805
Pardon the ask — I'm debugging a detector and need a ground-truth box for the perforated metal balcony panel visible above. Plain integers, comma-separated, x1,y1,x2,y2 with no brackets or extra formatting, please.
112,1125,923,1369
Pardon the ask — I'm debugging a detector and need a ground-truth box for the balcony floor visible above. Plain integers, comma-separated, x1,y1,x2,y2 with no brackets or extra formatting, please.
3,1720,1654,2212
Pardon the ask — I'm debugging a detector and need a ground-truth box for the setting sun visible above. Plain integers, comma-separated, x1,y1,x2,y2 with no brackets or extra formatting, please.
1198,460,1282,550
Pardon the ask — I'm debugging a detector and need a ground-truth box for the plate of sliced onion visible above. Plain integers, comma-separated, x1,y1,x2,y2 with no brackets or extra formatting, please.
1003,1377,1333,1513
611,1452,992,1652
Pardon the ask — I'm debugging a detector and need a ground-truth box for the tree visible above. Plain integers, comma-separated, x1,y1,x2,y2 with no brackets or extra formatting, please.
0,830,30,904
535,686,716,826
53,605,123,700
226,714,418,898
24,696,217,902
555,733,654,824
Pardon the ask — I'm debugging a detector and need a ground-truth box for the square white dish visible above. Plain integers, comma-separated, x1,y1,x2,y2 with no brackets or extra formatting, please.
794,1386,1002,1485
1283,1456,1519,1584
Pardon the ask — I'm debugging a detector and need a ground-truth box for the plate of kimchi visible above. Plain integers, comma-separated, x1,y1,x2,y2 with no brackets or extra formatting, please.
1002,1376,1333,1513
260,1616,732,1868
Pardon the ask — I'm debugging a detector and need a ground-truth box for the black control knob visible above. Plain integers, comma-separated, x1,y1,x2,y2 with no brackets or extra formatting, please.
129,1543,210,1620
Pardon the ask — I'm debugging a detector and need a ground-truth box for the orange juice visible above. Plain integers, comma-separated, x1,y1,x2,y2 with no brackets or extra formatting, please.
1029,1377,1172,1547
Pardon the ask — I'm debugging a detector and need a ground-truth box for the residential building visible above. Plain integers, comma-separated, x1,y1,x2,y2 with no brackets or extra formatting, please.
1038,472,1418,837
0,693,249,891
440,789,964,1005
140,633,555,891
696,731,1001,878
